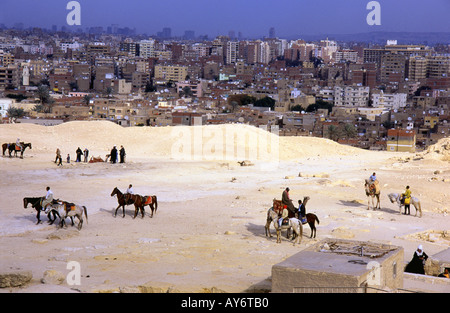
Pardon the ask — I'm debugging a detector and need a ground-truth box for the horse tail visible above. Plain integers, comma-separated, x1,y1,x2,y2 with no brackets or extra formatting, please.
154,196,158,211
83,206,88,224
315,214,320,225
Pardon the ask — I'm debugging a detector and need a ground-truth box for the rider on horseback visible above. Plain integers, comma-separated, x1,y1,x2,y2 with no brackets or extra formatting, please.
41,186,54,210
15,138,22,152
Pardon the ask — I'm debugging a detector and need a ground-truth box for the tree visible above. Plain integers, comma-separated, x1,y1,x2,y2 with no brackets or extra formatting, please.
83,94,93,106
7,107,26,119
306,100,334,113
340,123,357,138
36,84,54,113
254,96,275,110
326,125,341,141
179,86,193,98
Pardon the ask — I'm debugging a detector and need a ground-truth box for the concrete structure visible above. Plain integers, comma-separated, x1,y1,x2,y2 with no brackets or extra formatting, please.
371,91,407,110
272,239,404,293
386,128,416,152
334,86,369,107
154,65,188,82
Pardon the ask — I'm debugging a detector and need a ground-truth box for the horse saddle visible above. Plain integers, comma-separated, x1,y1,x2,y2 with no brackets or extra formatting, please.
301,217,307,225
273,200,287,215
143,196,153,205
15,144,22,151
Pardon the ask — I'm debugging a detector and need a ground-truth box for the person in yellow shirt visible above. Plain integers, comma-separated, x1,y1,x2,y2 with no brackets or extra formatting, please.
402,186,411,215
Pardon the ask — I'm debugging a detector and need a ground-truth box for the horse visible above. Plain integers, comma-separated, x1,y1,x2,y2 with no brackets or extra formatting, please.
23,197,59,225
45,201,88,230
111,187,135,218
364,179,381,210
273,218,303,245
124,193,146,219
140,195,158,217
265,196,319,239
2,142,32,158
387,193,423,217
305,213,320,238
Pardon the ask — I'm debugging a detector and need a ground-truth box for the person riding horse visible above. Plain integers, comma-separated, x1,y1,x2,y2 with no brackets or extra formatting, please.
282,187,296,216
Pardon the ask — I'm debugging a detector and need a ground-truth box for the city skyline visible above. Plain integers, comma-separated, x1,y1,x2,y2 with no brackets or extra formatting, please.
1,0,449,39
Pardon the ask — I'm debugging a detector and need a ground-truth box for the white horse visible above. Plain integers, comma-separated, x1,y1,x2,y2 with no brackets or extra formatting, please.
274,217,303,245
387,193,422,217
45,201,88,230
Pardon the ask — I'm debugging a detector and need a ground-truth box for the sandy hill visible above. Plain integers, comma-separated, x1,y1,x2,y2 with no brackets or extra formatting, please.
1,121,369,162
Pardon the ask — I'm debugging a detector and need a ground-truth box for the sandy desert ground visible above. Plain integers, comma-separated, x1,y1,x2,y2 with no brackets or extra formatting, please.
0,121,449,293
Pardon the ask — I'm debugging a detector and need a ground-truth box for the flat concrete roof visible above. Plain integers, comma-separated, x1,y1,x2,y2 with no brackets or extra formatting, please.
274,239,403,276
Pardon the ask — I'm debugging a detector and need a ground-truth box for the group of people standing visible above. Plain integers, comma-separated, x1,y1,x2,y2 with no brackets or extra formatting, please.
55,147,89,165
55,145,127,165
108,145,126,164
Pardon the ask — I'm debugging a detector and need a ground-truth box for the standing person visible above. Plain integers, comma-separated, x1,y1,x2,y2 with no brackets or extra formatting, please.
67,154,70,163
405,245,428,274
41,186,54,210
298,199,306,222
119,145,126,163
110,145,118,164
83,148,89,163
402,186,412,215
76,147,82,162
282,187,296,216
55,148,62,166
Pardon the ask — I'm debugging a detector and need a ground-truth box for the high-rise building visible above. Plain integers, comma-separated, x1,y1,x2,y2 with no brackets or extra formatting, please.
408,56,427,81
226,41,239,64
138,39,155,58
269,27,275,38
380,53,407,83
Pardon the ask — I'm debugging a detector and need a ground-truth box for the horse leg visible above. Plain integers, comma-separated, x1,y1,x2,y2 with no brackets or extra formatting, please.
77,215,83,230
114,205,120,217
265,218,272,237
417,202,422,218
35,208,42,225
309,222,315,238
141,206,145,218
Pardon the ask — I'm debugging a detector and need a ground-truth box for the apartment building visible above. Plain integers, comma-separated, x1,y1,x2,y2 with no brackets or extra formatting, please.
154,64,188,82
380,53,407,83
334,86,369,107
386,129,416,152
226,41,239,65
371,91,407,110
335,49,358,63
0,65,20,89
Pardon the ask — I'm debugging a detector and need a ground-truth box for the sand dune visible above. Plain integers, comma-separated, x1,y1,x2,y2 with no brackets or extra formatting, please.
0,121,449,293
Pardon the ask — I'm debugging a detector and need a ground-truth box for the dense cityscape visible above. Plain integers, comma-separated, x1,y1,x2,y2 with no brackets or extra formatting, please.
0,24,449,152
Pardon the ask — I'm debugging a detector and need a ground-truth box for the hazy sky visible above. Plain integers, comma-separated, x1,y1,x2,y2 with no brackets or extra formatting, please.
1,0,449,38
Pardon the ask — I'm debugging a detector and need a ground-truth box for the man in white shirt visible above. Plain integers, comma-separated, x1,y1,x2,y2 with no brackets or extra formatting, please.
41,186,54,209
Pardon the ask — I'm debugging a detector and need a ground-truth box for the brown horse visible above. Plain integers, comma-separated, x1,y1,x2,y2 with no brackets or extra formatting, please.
124,193,146,218
2,142,32,158
23,197,58,225
141,195,158,217
305,213,320,238
111,187,135,218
